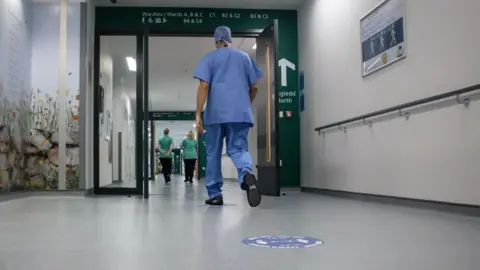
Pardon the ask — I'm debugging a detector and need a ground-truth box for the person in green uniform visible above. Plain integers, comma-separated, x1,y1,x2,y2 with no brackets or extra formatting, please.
180,131,198,184
158,128,174,184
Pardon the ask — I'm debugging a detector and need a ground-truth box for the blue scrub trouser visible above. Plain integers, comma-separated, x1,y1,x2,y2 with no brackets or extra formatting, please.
204,123,253,199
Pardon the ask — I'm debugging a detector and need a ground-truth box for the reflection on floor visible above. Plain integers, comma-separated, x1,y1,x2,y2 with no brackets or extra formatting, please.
0,176,479,269
103,179,137,188
102,174,199,189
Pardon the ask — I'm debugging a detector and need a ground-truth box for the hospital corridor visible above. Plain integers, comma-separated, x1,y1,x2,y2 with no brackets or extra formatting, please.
0,0,479,269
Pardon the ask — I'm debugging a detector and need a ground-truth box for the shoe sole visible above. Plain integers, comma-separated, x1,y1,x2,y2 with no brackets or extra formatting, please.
205,202,224,206
244,174,261,207
205,198,224,206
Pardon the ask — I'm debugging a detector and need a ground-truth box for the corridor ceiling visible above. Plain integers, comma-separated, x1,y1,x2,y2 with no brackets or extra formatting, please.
101,36,256,111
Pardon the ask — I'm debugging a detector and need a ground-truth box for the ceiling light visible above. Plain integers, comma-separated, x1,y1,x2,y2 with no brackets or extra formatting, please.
126,57,136,72
252,43,257,50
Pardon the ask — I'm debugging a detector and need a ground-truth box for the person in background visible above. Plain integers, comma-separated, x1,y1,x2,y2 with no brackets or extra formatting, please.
158,128,174,184
193,26,264,207
181,130,198,184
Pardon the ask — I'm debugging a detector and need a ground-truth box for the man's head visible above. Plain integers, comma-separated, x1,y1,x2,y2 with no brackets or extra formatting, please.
214,26,232,48
163,128,169,135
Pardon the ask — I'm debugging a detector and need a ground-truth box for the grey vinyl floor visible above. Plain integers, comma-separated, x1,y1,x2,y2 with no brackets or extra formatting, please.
0,175,479,270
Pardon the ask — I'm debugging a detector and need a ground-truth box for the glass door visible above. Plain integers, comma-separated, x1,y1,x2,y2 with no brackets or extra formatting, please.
94,34,144,195
255,20,281,196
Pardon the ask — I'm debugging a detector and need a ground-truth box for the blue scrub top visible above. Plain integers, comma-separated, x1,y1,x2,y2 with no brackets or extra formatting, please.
194,47,263,126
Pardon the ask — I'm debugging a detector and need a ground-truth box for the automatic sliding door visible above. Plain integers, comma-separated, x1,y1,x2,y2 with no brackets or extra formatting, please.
94,35,142,194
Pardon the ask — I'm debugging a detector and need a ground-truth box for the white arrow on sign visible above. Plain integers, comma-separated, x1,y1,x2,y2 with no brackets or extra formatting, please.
278,58,296,87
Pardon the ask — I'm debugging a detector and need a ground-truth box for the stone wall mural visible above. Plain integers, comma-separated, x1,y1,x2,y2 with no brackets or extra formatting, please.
0,80,80,192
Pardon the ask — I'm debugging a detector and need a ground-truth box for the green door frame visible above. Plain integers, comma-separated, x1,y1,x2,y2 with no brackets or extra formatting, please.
93,7,300,198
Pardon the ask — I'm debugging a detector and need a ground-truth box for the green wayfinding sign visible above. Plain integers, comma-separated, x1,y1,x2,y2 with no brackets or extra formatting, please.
96,7,295,33
149,111,195,121
96,7,300,187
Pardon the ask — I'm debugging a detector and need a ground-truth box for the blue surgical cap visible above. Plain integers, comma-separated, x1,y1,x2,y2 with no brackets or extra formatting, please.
214,26,232,43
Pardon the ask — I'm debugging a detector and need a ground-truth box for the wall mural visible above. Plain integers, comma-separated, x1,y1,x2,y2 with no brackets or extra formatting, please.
0,80,80,192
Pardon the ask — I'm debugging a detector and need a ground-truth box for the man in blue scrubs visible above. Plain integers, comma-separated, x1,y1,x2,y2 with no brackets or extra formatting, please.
193,26,264,207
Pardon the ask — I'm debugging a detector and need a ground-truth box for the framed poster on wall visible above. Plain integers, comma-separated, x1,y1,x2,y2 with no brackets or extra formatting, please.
361,0,406,77
104,110,111,141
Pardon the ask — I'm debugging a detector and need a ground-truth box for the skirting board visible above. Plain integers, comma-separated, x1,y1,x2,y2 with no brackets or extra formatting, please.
301,187,480,217
84,188,94,197
0,190,88,203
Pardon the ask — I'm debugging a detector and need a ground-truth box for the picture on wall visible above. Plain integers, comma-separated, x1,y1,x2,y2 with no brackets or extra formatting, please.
108,125,113,164
360,0,406,77
99,72,112,141
105,110,111,141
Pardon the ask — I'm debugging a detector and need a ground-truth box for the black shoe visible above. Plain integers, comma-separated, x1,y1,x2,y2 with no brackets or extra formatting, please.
184,179,188,183
205,196,223,206
244,173,261,207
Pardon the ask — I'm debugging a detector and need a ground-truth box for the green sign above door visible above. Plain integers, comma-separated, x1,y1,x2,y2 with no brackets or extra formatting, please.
96,7,296,33
96,7,300,188
149,111,195,121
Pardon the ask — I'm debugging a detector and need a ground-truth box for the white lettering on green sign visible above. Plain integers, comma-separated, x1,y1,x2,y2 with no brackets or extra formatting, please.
249,13,269,19
183,18,203,24
142,11,209,24
141,11,271,25
221,13,241,19
163,12,204,18
142,16,167,24
279,90,296,104
155,17,167,23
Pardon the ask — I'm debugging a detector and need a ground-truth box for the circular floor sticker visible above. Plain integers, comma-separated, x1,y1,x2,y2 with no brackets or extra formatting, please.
242,236,323,249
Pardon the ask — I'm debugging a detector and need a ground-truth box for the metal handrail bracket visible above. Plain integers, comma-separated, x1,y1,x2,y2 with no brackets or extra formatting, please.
398,109,410,119
363,119,373,126
456,93,470,107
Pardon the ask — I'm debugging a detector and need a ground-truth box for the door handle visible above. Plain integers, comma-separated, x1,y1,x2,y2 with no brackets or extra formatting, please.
265,43,271,163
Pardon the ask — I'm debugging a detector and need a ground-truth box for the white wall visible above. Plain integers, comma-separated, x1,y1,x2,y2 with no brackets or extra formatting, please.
298,0,480,205
31,3,81,96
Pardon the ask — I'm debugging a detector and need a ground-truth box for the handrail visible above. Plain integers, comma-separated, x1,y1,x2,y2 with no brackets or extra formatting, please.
314,84,480,132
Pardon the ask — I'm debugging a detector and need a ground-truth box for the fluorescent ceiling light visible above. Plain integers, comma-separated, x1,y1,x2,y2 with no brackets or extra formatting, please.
252,43,257,50
126,57,136,72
